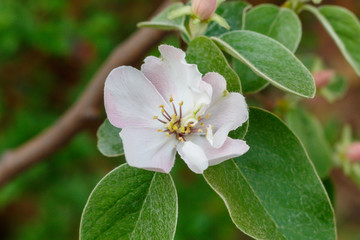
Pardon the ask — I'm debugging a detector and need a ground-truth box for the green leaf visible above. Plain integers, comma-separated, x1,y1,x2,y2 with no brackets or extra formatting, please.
233,4,302,94
97,119,123,157
206,1,250,37
286,107,333,178
214,31,315,98
204,108,336,240
320,74,348,102
80,164,178,240
138,3,188,35
245,4,302,52
303,5,360,76
233,59,269,94
186,36,241,93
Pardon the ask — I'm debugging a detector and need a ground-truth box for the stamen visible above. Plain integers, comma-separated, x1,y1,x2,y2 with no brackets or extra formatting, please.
179,101,183,123
201,122,204,127
161,107,171,120
172,102,177,115
198,129,203,133
159,105,164,108
157,119,167,124
186,126,191,133
197,116,202,121
157,129,163,132
169,95,174,103
153,116,158,119
206,114,210,119
178,137,184,143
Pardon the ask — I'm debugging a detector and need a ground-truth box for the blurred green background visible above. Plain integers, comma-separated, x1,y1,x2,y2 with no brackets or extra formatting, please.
0,0,360,239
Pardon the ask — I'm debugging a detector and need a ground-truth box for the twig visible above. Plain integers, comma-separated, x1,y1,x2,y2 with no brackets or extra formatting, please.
0,1,171,188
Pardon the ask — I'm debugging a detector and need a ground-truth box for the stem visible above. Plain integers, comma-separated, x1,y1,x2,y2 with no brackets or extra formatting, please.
0,1,172,188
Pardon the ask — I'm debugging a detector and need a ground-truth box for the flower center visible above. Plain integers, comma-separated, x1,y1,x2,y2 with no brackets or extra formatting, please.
153,95,212,143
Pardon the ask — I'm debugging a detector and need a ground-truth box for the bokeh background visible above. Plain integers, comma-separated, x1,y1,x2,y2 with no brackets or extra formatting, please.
0,0,360,239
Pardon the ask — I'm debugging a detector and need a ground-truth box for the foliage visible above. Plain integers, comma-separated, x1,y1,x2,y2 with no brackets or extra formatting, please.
1,0,360,239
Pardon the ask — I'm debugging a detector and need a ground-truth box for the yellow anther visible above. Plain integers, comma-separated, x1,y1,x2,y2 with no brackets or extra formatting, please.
178,137,184,143
159,105,164,108
179,101,183,106
180,127,185,133
198,129,203,133
153,116,158,119
198,116,202,121
206,114,210,119
186,126,191,133
172,114,177,120
157,129,163,132
161,108,165,114
169,95,174,102
166,133,170,138
173,125,178,131
201,122,204,127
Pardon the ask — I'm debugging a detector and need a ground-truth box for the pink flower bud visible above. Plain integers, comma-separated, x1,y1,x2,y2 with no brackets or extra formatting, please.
313,70,334,88
347,142,360,163
192,0,217,21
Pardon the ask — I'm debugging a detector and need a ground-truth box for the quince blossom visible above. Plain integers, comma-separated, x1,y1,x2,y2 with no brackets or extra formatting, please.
104,45,249,174
192,0,217,21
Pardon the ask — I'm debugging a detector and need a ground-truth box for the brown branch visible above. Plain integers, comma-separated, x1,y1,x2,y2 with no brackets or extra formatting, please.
0,1,172,188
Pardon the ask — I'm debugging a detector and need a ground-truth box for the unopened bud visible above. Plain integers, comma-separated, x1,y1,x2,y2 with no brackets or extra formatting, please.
313,70,334,88
347,142,360,163
192,0,217,21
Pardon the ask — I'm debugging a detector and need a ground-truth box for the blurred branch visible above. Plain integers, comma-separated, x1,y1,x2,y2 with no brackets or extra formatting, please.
0,1,172,188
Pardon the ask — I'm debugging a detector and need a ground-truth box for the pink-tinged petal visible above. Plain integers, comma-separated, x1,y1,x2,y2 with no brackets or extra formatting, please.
202,72,227,101
190,136,249,166
202,92,248,148
177,141,209,174
104,66,169,129
120,128,177,173
141,45,205,113
192,0,217,20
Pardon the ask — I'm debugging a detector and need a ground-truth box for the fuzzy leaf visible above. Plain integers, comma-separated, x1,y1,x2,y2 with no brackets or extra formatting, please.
214,31,315,98
233,4,302,93
286,107,333,178
80,164,178,240
204,108,336,240
304,5,360,76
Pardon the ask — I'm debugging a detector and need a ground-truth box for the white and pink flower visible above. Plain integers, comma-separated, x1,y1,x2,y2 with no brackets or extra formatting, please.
104,45,249,174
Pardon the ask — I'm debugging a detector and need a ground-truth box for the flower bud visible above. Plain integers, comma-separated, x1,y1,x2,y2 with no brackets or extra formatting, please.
192,0,217,21
347,142,360,163
313,70,334,88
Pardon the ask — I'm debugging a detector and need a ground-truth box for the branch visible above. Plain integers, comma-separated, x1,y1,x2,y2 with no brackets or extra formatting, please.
0,2,172,188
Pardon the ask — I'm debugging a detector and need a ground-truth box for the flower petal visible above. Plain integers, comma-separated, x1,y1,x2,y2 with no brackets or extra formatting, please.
202,92,248,148
141,45,206,113
202,72,227,101
190,136,249,166
104,66,169,129
120,127,177,173
177,141,209,174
